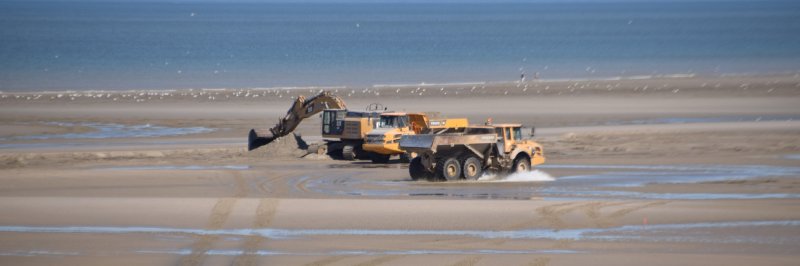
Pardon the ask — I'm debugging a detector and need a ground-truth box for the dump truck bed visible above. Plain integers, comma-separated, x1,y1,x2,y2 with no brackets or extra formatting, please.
400,132,497,156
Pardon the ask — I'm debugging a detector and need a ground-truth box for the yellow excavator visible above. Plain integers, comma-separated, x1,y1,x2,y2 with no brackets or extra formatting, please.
248,91,386,160
248,91,347,150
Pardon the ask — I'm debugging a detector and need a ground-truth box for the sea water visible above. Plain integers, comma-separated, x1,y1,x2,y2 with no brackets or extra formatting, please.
1,0,798,91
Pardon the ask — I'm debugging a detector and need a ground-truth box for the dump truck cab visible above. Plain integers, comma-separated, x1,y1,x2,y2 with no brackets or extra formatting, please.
491,124,545,171
363,112,468,163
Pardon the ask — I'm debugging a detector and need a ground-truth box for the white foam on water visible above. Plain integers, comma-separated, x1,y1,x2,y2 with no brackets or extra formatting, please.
478,170,555,182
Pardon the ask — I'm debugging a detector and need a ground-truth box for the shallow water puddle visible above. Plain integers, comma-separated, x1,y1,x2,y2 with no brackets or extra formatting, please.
606,115,800,126
299,164,800,200
98,165,250,171
0,220,796,244
0,248,580,257
9,122,214,140
537,164,800,200
136,248,580,256
0,138,237,150
540,164,800,187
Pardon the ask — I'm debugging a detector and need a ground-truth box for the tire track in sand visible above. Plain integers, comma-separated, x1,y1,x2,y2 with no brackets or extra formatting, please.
303,256,351,266
608,201,670,218
353,255,403,266
526,257,551,266
516,201,669,230
449,256,482,266
231,197,280,266
493,201,670,246
179,170,248,266
178,197,237,266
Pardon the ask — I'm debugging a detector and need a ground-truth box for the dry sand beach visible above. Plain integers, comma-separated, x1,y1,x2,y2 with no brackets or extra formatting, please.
1,75,799,265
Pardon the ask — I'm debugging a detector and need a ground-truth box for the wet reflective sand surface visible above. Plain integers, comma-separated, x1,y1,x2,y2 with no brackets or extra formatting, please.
1,76,799,265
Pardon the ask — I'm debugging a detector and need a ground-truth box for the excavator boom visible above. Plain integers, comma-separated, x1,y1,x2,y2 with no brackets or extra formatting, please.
248,91,346,150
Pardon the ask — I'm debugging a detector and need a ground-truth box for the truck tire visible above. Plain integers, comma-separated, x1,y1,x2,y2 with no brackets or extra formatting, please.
342,145,356,161
399,152,416,163
512,155,531,173
370,153,391,163
462,156,483,180
409,157,433,181
436,157,462,181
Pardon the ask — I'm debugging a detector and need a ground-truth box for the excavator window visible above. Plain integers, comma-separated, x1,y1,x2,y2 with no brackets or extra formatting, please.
322,110,345,135
322,110,332,134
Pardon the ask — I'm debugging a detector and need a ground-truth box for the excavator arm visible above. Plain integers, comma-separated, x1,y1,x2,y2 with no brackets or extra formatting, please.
248,91,346,150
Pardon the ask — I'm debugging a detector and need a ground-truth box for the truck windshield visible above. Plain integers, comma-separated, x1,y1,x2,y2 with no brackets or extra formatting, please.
378,115,407,128
513,127,522,140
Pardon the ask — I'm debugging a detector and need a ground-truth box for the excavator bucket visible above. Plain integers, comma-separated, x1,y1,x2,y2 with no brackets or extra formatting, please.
248,128,275,151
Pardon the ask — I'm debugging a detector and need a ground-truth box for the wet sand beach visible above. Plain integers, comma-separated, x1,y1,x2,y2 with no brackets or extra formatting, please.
1,75,799,265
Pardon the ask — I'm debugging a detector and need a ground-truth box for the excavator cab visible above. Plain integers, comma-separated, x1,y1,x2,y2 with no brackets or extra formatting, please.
322,109,347,136
322,109,381,139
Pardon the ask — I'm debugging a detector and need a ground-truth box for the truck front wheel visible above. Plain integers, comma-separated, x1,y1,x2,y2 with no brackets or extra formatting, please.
512,156,531,173
436,157,462,181
409,157,433,181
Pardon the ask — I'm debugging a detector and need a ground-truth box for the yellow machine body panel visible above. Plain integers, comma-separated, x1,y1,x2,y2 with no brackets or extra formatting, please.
429,118,468,129
322,117,375,140
363,113,468,156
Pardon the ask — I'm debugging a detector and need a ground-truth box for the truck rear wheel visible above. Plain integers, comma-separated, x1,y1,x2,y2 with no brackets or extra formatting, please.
409,157,433,181
436,157,461,181
462,156,483,180
342,145,356,161
512,156,531,173
399,152,416,163
370,153,391,163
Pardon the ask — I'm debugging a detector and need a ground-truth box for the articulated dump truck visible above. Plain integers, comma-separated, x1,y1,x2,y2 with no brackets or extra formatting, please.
362,112,468,163
399,123,545,181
